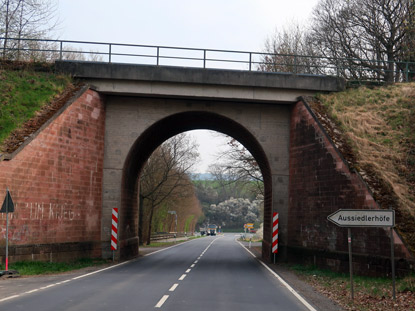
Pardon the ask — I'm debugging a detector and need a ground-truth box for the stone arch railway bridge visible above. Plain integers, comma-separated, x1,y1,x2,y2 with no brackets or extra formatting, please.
0,55,413,275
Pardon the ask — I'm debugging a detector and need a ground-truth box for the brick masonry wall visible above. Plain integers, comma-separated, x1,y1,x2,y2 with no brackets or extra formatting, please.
288,100,413,276
0,88,105,262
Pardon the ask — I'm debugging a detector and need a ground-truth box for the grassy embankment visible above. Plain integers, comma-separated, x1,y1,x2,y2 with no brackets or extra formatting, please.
0,68,72,151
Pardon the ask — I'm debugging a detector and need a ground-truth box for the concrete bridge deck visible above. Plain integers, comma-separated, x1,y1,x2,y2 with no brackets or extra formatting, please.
56,61,345,103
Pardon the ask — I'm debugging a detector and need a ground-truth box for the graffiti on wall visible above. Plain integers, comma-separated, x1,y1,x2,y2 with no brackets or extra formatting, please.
0,202,83,242
0,202,81,221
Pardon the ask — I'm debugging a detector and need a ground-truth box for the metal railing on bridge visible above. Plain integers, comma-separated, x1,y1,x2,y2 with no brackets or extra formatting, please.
150,232,189,242
1,37,414,83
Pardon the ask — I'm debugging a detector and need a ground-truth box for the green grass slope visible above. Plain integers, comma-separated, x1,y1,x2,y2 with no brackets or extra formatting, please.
0,67,72,151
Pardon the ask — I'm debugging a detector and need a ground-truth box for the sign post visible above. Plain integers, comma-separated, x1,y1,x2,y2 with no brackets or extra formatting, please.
1,188,15,271
347,228,354,300
327,209,395,301
389,207,396,300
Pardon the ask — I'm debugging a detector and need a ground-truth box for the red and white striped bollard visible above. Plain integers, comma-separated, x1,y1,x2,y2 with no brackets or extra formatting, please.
111,208,118,260
272,212,278,263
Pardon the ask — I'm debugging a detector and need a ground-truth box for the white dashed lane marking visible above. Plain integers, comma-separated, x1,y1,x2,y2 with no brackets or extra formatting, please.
155,295,169,308
154,236,222,308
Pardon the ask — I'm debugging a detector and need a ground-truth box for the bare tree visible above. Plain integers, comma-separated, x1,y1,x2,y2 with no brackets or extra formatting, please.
258,24,324,75
400,0,415,80
209,137,263,199
139,133,199,245
147,176,202,235
310,0,415,82
0,0,58,59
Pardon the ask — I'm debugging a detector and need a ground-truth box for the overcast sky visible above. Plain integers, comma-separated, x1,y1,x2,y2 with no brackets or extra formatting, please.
57,0,318,51
56,0,319,173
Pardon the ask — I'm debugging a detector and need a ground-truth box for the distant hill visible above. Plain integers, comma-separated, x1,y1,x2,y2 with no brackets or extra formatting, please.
190,173,215,180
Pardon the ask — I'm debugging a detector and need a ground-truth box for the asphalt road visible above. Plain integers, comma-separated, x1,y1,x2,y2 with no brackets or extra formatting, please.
0,234,316,311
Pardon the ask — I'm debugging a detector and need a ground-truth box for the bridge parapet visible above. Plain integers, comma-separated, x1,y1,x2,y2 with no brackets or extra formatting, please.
56,61,345,103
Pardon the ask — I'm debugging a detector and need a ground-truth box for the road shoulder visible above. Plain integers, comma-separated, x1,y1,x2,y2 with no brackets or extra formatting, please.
239,241,345,311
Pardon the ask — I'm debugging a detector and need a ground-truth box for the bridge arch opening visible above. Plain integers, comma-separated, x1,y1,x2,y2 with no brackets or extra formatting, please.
119,111,272,260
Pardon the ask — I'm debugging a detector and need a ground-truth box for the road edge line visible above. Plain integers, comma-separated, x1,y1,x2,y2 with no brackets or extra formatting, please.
143,238,196,257
0,295,20,303
0,237,201,304
237,240,317,311
0,260,131,303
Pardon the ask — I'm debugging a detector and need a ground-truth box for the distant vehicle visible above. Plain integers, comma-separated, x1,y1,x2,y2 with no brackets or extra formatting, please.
248,228,257,233
199,227,206,236
207,224,217,236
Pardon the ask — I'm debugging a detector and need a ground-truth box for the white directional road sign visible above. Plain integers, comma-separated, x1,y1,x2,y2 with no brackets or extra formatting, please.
327,209,395,227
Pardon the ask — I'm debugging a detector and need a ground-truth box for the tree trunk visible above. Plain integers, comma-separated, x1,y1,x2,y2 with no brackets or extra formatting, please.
3,0,10,59
386,49,395,83
17,0,24,61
